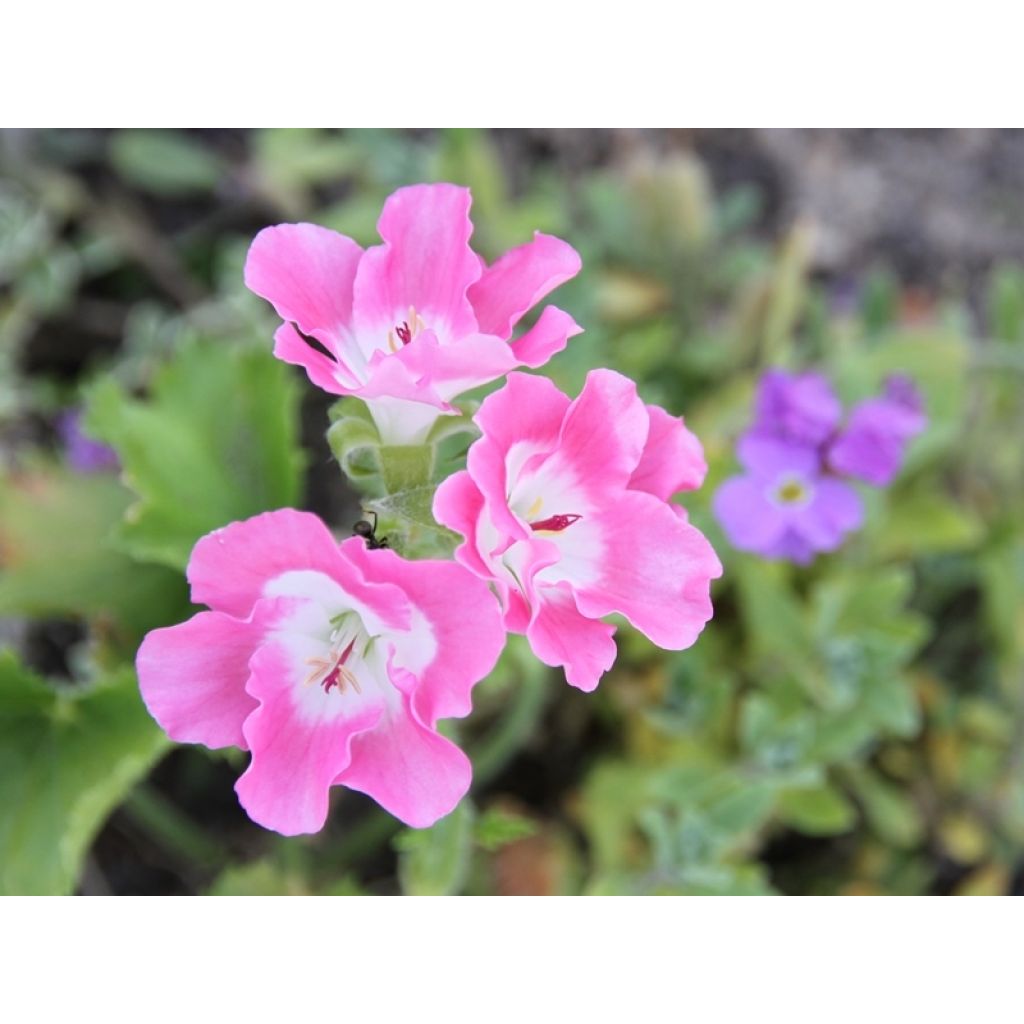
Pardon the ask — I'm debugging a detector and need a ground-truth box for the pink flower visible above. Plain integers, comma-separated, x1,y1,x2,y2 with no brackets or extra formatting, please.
433,370,722,692
136,509,506,835
245,183,582,444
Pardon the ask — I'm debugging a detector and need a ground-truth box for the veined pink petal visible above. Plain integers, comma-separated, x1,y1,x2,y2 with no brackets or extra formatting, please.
573,491,722,650
340,539,506,724
630,405,708,499
465,373,571,541
509,305,583,368
526,583,617,692
244,223,362,354
235,639,386,836
468,232,581,339
352,184,481,344
536,369,648,499
337,694,472,828
136,609,261,750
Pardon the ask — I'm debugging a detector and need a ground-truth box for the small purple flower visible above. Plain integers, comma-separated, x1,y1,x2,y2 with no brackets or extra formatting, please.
828,375,926,486
713,436,863,565
58,410,119,474
752,370,842,447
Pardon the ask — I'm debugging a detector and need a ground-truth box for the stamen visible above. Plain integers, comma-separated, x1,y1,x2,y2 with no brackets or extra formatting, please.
395,321,412,345
530,513,582,533
526,496,544,519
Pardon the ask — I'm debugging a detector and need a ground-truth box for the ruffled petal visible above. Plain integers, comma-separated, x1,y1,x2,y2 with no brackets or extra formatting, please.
188,509,410,633
340,539,506,723
466,373,571,540
235,637,387,836
352,184,481,345
529,369,648,501
136,609,261,750
792,477,864,550
526,582,617,692
337,695,472,828
629,404,707,499
244,223,362,353
468,232,581,339
509,305,583,368
573,491,721,650
433,470,494,581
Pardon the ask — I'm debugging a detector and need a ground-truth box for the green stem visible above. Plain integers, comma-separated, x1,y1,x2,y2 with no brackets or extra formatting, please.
123,784,228,870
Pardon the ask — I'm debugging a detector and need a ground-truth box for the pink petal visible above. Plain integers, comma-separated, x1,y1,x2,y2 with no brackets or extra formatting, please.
136,610,261,750
573,491,722,650
359,329,519,409
188,509,410,634
526,583,617,691
433,470,494,581
340,539,506,723
235,640,386,836
273,322,351,395
539,369,648,497
466,372,571,541
337,695,472,828
352,184,481,344
629,405,708,499
244,223,362,353
509,305,583,369
468,232,581,339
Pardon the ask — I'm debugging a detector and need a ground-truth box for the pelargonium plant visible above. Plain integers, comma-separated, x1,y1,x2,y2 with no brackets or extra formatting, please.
713,368,926,564
135,182,722,835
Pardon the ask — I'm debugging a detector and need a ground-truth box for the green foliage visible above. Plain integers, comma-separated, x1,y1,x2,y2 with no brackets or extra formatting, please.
0,653,167,894
109,130,224,196
0,467,188,649
85,340,305,569
395,800,476,896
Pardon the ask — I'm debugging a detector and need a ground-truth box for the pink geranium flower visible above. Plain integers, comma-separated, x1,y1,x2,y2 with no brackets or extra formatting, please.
433,370,722,691
245,183,582,444
136,509,505,835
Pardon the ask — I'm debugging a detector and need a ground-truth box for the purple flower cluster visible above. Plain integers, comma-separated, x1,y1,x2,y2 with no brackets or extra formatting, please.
714,370,926,565
58,410,119,474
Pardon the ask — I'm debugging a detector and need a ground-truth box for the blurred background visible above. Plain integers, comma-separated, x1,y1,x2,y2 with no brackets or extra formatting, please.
1,128,1022,895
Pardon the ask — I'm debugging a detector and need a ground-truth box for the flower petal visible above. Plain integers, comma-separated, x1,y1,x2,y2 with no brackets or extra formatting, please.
337,695,472,828
526,582,617,691
530,369,648,500
235,638,386,836
573,491,721,650
272,322,353,395
466,372,571,541
244,223,362,353
352,183,481,344
509,305,583,368
468,232,581,339
340,539,506,723
188,509,409,634
136,610,261,750
629,404,707,500
712,475,788,552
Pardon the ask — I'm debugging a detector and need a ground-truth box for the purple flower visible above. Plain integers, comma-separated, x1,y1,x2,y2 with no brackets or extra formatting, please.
752,370,842,447
58,410,119,474
828,375,926,486
713,436,863,565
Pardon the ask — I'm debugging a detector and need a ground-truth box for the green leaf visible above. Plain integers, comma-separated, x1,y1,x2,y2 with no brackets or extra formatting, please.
109,131,223,196
777,784,857,836
475,807,537,852
84,340,304,569
395,800,475,896
0,654,167,895
0,467,188,645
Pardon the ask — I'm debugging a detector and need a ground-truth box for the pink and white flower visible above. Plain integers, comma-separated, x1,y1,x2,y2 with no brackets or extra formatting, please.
245,183,582,444
433,370,722,691
136,509,506,835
